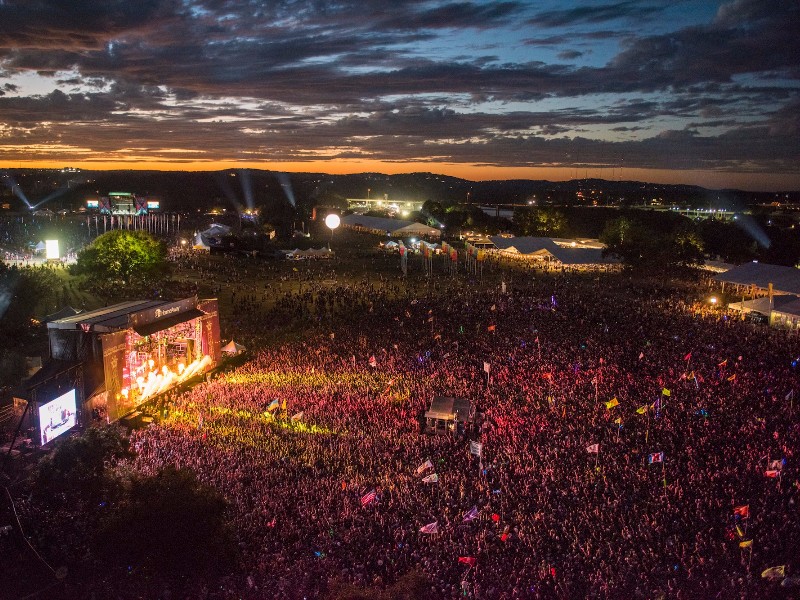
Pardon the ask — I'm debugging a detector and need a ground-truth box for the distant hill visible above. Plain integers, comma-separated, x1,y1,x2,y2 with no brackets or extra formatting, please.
1,168,797,214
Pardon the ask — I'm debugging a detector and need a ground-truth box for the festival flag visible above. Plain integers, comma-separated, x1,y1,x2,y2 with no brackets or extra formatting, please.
490,304,496,311
369,355,377,367
786,389,794,402
639,351,644,360
739,539,753,549
458,556,477,567
765,470,780,478
267,517,276,528
360,489,377,506
483,361,491,374
648,452,664,464
419,521,439,534
614,417,622,425
487,324,496,332
500,532,509,542
281,399,287,411
416,459,434,475
661,388,671,397
636,405,648,414
768,459,783,471
727,373,737,381
718,359,728,367
761,565,786,580
684,352,692,361
422,473,439,483
605,397,619,409
291,411,304,421
733,505,750,519
266,399,280,412
586,443,599,454
491,513,500,523
469,441,483,457
462,506,479,522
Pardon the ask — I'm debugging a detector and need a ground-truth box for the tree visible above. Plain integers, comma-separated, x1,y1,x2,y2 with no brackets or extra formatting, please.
96,466,235,576
71,230,168,292
32,425,132,505
513,207,566,237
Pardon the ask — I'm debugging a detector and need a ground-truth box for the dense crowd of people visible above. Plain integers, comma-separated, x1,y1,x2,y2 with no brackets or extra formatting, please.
113,269,799,599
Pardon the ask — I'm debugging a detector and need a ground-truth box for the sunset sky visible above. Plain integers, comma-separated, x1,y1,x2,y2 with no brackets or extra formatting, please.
0,0,798,190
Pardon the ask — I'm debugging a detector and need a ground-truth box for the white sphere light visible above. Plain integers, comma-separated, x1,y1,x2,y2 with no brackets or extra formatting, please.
325,214,340,230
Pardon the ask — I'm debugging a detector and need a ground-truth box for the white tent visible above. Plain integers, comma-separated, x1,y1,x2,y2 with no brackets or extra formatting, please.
193,232,211,252
33,241,46,253
221,340,246,355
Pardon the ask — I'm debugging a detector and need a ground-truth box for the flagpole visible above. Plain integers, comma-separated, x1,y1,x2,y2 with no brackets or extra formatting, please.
662,459,667,502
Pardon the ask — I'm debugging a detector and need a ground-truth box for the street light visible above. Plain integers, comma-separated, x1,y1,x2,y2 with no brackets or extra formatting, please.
325,213,340,248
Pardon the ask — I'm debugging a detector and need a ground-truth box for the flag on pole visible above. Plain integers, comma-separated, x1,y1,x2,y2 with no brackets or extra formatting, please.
638,351,644,360
491,513,500,523
419,521,439,534
360,489,377,506
416,459,434,475
291,411,304,421
768,459,783,471
684,352,692,361
765,469,780,478
739,539,753,549
718,359,728,367
786,389,794,402
462,506,479,522
727,373,737,381
458,556,477,567
266,399,280,411
636,405,648,414
648,452,664,464
500,532,509,542
368,355,377,367
487,324,496,332
281,399,287,411
604,397,619,409
586,443,599,454
761,565,786,580
661,388,671,397
733,505,750,519
469,441,483,457
483,361,491,374
614,417,622,425
422,473,439,483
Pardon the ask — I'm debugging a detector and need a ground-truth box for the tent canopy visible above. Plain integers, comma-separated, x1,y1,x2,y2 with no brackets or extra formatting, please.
424,396,474,422
221,340,246,354
714,262,800,295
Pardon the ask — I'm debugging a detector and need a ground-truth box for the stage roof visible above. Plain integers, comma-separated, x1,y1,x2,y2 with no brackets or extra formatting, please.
48,300,166,332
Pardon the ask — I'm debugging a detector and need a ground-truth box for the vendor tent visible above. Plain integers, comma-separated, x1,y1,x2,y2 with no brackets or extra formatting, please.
221,340,246,355
424,396,475,434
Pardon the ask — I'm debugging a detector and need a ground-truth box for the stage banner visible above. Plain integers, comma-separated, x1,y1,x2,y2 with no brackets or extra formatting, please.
129,297,197,330
101,330,129,422
198,298,222,365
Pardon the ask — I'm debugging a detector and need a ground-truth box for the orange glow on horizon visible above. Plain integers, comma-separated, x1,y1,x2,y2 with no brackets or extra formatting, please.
0,158,796,191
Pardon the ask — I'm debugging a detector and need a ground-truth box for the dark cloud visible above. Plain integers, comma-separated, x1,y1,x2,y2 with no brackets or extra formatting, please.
557,50,583,60
528,1,665,27
0,0,796,183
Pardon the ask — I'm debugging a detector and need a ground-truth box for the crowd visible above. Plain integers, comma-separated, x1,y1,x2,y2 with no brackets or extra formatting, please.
115,269,799,599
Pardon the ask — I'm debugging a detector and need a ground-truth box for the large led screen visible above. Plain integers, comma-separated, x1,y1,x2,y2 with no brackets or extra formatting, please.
45,240,59,260
39,389,77,445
